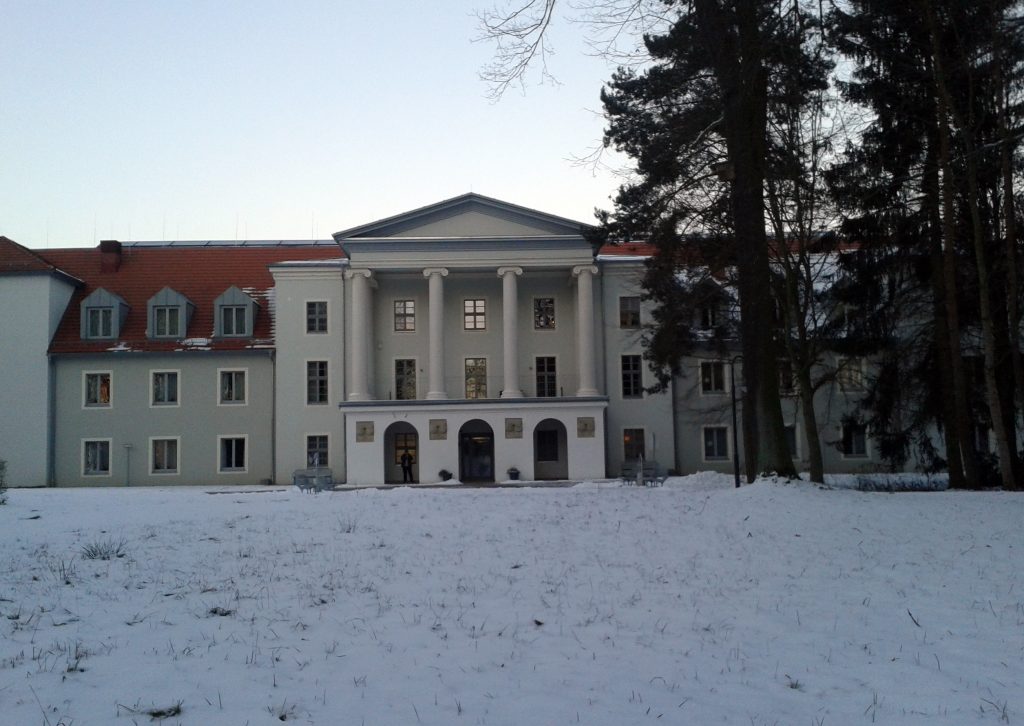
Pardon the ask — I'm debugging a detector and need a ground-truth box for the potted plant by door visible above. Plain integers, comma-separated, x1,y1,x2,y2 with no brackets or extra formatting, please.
438,469,453,481
507,466,520,481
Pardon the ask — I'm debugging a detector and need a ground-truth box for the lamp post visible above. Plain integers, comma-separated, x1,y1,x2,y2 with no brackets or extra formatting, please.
730,356,741,488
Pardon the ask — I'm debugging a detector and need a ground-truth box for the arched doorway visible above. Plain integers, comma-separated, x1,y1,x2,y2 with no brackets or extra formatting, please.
459,419,494,483
384,421,419,484
533,418,568,480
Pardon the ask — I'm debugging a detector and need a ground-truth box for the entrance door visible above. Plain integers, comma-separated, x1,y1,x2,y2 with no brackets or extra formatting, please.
459,419,494,482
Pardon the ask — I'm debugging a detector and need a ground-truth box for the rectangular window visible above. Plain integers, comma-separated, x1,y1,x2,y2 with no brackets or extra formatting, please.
83,439,111,476
621,355,643,398
619,296,641,328
87,307,113,338
84,372,112,407
536,429,559,462
306,301,328,333
703,426,729,461
306,435,328,467
699,305,718,330
534,298,555,329
842,423,868,458
535,356,557,397
464,299,486,330
151,371,179,406
307,361,328,404
785,425,798,459
394,300,416,331
394,433,417,464
623,428,646,462
465,357,487,399
395,359,417,400
151,438,179,474
219,436,247,472
779,359,795,394
838,358,865,391
700,361,727,394
219,370,246,404
221,305,247,336
153,306,180,337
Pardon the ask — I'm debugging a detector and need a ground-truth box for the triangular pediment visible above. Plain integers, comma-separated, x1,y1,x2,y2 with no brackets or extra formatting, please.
333,193,590,240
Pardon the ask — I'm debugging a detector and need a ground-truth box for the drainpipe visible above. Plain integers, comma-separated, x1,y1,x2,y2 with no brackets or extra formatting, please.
269,349,276,484
47,355,57,486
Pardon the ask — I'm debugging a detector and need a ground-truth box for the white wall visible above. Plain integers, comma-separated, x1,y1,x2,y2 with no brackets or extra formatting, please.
0,274,74,486
271,264,346,483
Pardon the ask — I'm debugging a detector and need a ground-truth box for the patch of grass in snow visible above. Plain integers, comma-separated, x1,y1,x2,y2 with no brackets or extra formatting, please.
80,536,127,561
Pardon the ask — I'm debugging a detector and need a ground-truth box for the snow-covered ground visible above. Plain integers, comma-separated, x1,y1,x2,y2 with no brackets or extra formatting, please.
1,475,1020,725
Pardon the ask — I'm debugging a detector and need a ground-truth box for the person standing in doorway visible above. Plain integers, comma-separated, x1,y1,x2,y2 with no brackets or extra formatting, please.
400,449,415,483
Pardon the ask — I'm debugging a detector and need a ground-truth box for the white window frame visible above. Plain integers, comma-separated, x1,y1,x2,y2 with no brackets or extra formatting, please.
150,369,181,408
393,299,416,332
393,356,418,401
149,436,181,476
463,298,488,331
699,360,729,395
152,305,181,338
217,368,248,406
82,370,113,409
86,306,114,339
701,425,731,462
535,354,558,398
837,357,866,392
305,432,330,468
305,359,330,406
305,300,329,335
619,296,641,329
221,305,248,337
217,434,249,474
82,438,113,477
621,354,643,399
840,422,870,459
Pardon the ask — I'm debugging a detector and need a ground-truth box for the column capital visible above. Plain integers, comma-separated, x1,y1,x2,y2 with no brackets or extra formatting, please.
344,267,374,280
423,267,449,278
572,264,599,278
497,266,523,278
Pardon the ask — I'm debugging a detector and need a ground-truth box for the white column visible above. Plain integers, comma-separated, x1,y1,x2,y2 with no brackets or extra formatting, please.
424,267,449,400
345,269,374,401
498,266,524,398
573,265,599,396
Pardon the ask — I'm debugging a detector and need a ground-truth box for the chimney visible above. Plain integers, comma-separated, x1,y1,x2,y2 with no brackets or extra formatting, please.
99,240,122,272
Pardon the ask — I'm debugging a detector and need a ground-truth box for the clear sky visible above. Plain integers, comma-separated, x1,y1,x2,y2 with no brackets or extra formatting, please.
1,1,627,248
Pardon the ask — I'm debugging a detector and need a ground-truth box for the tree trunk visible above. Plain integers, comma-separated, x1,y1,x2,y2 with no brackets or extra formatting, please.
925,0,1021,489
697,0,796,479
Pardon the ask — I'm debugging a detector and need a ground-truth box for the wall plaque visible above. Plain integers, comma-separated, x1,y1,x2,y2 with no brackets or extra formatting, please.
577,416,596,438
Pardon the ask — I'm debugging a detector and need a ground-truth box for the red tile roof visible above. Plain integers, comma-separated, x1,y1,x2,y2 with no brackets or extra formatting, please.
37,244,344,355
0,236,81,279
598,241,657,257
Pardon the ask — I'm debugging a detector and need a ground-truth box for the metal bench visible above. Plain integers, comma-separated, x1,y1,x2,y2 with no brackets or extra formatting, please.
293,467,335,493
621,458,664,487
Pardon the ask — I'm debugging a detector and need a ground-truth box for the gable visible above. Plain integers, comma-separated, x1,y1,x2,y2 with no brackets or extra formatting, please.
334,193,589,240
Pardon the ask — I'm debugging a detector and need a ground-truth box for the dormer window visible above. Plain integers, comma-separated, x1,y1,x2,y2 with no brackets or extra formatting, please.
221,305,248,336
147,288,194,340
214,286,258,338
87,308,113,338
80,288,129,340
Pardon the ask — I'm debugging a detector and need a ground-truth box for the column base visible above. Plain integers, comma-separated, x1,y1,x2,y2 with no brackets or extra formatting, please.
575,388,599,397
348,393,373,402
426,391,449,400
500,389,524,399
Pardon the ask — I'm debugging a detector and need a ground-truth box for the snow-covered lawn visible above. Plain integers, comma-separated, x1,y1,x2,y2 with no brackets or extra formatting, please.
1,476,1020,725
